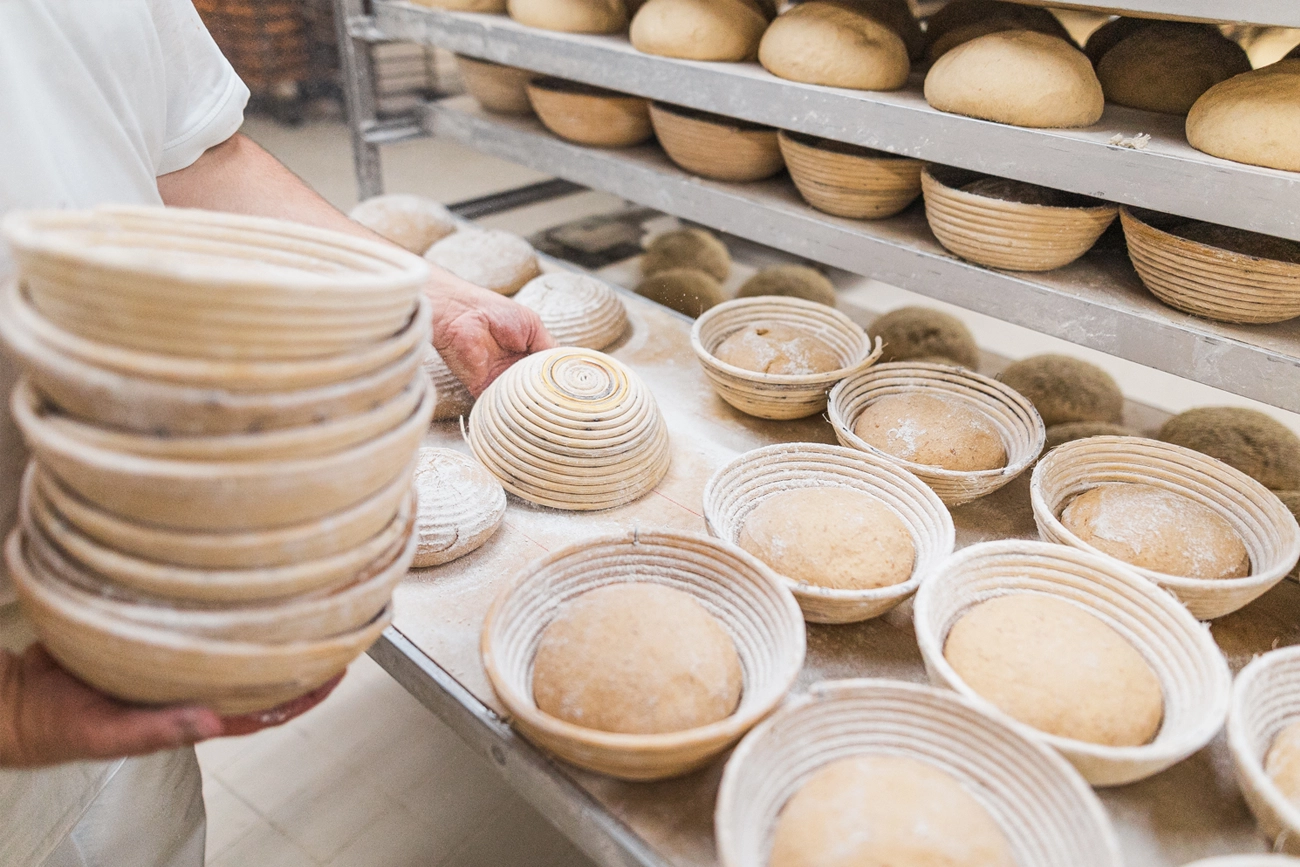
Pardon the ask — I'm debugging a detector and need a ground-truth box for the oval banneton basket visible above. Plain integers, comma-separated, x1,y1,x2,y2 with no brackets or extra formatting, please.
513,271,629,351
914,539,1232,786
692,296,882,420
922,165,1118,272
827,361,1046,506
456,55,535,115
1031,436,1300,620
777,130,923,220
1121,207,1300,325
715,678,1122,867
1,206,428,360
702,442,955,623
5,528,392,715
481,529,806,780
526,77,653,148
466,347,670,511
1229,646,1300,854
649,102,785,183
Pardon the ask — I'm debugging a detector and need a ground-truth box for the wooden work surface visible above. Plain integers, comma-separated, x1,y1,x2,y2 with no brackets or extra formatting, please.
393,287,1300,866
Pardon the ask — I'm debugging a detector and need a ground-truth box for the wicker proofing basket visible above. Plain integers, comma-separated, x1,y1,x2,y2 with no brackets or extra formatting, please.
649,103,785,183
914,539,1232,786
1031,436,1300,620
715,678,1122,867
921,166,1118,272
455,55,535,114
827,362,1045,506
692,296,883,420
526,78,653,148
5,528,392,715
702,442,955,623
1229,647,1300,854
481,529,806,780
778,130,923,220
1,207,428,359
1121,207,1300,325
513,272,629,351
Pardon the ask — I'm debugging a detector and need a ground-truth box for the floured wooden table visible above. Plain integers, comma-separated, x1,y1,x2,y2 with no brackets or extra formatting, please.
376,284,1300,867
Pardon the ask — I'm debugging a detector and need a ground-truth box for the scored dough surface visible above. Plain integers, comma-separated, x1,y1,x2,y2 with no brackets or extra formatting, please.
758,1,910,91
1266,719,1300,809
412,447,507,568
853,392,1007,472
424,228,539,295
713,322,841,376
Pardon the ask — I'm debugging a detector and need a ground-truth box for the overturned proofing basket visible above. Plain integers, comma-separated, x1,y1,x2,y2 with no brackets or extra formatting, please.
527,77,653,148
715,679,1123,867
456,55,535,115
1230,646,1300,855
702,442,954,623
1032,436,1300,620
513,271,629,351
481,529,806,780
649,102,785,183
778,131,923,220
914,540,1232,786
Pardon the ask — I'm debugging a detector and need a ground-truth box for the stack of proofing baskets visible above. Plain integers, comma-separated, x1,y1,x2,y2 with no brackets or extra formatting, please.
0,207,434,714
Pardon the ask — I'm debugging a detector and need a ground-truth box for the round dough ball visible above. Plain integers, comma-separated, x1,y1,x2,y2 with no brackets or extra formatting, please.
424,228,539,296
531,583,743,734
829,0,923,59
872,306,979,367
423,350,476,421
1267,719,1300,808
768,754,1016,867
924,0,1072,62
736,265,836,307
737,486,915,590
629,0,767,61
636,268,726,318
1083,15,1150,65
1158,407,1300,491
1062,483,1251,579
1044,421,1139,452
642,228,731,281
714,321,842,375
1187,60,1300,173
348,194,456,255
758,2,910,91
412,448,507,567
1096,23,1251,115
945,593,1165,746
925,30,1104,129
853,392,1007,472
1172,222,1300,264
998,354,1123,427
507,0,627,33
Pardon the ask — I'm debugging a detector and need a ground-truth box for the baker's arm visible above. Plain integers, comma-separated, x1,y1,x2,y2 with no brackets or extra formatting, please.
156,132,554,394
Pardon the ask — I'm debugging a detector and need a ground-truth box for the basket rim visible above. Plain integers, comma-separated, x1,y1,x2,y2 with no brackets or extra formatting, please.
1121,206,1300,272
922,165,1118,217
1228,645,1300,843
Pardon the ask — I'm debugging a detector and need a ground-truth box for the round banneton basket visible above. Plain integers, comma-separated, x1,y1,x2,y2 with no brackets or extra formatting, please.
1121,207,1300,325
13,375,433,532
513,272,629,351
715,679,1122,867
5,529,392,715
778,130,923,220
1031,436,1300,620
456,55,535,114
649,102,785,182
526,78,652,148
914,540,1232,786
481,529,805,780
702,442,954,623
466,347,670,511
827,361,1045,506
921,165,1118,272
1229,646,1300,854
692,296,882,420
1,207,427,359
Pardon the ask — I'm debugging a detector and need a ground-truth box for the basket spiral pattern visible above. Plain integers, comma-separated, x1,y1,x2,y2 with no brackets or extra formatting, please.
1230,647,1300,854
513,272,629,351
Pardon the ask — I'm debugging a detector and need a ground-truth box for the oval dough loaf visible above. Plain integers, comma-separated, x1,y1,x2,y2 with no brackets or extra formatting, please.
945,593,1165,746
758,2,909,91
636,268,726,317
641,228,731,281
872,306,979,367
423,350,476,421
1187,60,1300,172
768,753,1017,867
424,228,540,296
412,448,507,567
737,486,915,590
507,0,627,33
348,194,456,255
629,0,767,61
925,30,1104,129
1096,22,1251,115
998,354,1123,427
1267,719,1300,809
713,321,841,375
1159,406,1300,491
531,583,743,734
736,265,836,307
853,392,1007,472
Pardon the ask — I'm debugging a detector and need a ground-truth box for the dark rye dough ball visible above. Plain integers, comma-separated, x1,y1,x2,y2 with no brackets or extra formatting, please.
736,265,837,307
871,306,979,368
998,354,1124,427
636,267,726,318
641,228,731,282
1159,407,1300,491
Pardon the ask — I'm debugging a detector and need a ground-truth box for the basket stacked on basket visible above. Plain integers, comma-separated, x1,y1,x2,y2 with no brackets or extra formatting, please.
0,206,435,715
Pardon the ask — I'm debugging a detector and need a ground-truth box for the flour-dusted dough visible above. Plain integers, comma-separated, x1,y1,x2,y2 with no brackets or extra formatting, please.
945,593,1165,746
768,754,1017,867
424,228,540,295
423,350,476,421
1096,22,1251,115
737,486,915,590
714,322,841,375
629,0,767,61
853,392,1007,472
1159,406,1300,491
736,265,836,308
1267,719,1300,809
925,30,1104,129
641,228,731,281
636,268,726,318
758,2,909,91
412,448,507,567
872,306,979,368
1062,483,1251,579
531,583,743,734
513,272,629,350
348,194,456,255
998,354,1123,427
1188,60,1300,172
507,0,627,33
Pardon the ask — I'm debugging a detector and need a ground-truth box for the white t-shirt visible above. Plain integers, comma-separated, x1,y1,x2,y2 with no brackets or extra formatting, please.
0,3,248,865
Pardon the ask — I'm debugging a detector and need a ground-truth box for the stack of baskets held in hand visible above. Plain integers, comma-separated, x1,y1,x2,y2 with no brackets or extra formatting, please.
0,206,435,714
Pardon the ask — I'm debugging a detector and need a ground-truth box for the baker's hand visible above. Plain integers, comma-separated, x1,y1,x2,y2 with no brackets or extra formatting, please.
218,674,343,737
426,275,555,396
